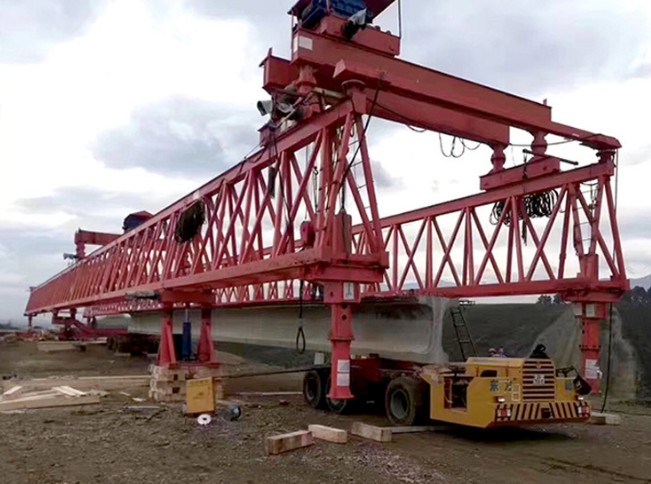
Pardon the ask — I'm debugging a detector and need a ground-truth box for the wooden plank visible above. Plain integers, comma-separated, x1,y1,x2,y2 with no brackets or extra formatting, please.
389,426,439,434
308,424,347,443
53,386,87,397
0,394,100,411
2,375,150,393
72,338,107,346
36,341,77,352
1,386,23,400
350,422,392,442
265,430,314,455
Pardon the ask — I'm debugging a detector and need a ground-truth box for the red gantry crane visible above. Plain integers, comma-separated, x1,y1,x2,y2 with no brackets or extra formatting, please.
25,0,627,402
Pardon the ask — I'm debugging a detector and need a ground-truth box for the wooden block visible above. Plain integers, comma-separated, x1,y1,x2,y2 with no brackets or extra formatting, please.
148,389,185,402
266,430,314,455
150,366,188,381
185,378,215,415
308,424,347,443
150,379,184,391
214,382,225,401
589,412,621,425
350,422,392,442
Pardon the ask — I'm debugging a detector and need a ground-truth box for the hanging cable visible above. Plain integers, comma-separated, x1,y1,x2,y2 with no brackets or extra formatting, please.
438,134,466,158
295,279,306,354
460,139,481,151
490,190,559,226
600,303,614,413
175,201,206,243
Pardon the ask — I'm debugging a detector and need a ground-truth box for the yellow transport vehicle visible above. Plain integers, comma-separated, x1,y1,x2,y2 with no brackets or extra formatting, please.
419,357,591,428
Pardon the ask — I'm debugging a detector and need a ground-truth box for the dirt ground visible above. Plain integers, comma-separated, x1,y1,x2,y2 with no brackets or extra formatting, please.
0,341,650,484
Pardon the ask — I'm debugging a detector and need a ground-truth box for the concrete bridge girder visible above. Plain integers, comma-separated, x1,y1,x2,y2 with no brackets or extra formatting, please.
126,297,452,364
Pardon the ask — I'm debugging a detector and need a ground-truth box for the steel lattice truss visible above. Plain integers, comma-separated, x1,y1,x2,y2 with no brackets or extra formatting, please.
27,104,387,314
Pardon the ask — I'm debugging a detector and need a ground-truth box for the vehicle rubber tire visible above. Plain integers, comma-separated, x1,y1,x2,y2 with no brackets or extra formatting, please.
303,370,326,409
385,376,429,426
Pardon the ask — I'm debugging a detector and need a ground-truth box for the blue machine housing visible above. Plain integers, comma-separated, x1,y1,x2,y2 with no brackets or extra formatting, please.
301,0,374,29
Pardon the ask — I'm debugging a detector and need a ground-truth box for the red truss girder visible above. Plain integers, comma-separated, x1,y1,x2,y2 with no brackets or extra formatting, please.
26,102,388,315
354,160,627,301
81,158,628,318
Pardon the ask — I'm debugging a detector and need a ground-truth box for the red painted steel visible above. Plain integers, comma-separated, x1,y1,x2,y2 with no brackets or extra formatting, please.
24,4,628,394
74,229,121,259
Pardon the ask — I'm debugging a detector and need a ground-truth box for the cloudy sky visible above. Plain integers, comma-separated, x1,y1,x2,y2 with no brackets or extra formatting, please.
0,0,650,322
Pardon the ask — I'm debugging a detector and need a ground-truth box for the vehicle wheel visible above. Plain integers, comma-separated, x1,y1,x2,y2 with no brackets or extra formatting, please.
385,376,429,426
303,370,326,409
325,374,354,414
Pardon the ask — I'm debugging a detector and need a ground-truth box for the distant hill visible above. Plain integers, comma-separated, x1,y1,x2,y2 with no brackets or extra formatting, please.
630,274,651,290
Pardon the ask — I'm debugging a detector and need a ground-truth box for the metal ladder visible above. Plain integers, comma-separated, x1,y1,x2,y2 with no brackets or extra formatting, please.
449,304,477,360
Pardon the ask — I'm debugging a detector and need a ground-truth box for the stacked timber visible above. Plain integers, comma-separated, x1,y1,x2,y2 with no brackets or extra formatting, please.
149,365,224,403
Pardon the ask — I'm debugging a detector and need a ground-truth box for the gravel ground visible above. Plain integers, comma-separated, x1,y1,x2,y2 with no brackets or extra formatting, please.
1,341,650,484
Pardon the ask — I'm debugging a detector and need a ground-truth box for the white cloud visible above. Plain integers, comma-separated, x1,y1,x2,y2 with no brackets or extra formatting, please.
0,0,650,319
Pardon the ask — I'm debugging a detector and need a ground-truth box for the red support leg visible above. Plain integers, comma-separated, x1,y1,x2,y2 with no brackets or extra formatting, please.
197,307,217,365
578,302,605,394
328,303,354,400
27,315,33,333
157,305,177,368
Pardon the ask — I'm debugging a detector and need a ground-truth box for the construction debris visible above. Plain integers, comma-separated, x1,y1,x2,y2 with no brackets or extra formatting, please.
197,413,212,426
0,385,100,412
265,430,314,455
308,424,347,443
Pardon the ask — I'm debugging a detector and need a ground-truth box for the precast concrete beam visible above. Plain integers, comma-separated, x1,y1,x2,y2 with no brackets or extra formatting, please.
126,297,452,364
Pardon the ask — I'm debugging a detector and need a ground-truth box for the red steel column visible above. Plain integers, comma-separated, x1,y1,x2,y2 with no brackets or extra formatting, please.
578,302,606,394
328,302,354,400
197,307,217,365
157,305,177,368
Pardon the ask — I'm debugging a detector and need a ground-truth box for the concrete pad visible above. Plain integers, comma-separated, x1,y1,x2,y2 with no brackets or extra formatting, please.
589,412,621,425
350,422,392,442
308,424,348,443
266,430,314,455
